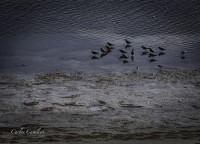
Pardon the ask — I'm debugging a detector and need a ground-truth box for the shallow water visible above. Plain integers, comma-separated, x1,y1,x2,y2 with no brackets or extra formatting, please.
0,0,200,74
0,69,200,143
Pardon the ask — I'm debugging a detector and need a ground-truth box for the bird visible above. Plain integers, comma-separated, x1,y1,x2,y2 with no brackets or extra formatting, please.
123,60,129,64
106,45,114,50
107,42,114,46
136,66,139,70
158,47,166,51
91,51,98,55
119,54,129,59
158,65,162,69
142,45,149,50
149,53,157,57
158,52,165,56
119,49,127,54
131,49,134,55
149,59,157,62
149,48,155,53
100,48,107,53
107,49,112,53
181,50,186,55
106,47,112,53
91,56,99,59
125,39,131,44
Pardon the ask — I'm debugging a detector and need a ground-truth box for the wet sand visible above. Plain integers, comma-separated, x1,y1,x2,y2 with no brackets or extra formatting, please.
0,68,200,143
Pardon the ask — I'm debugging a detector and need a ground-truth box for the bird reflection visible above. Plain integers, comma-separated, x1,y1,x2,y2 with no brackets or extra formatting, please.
91,56,99,59
181,55,186,59
158,52,165,56
119,54,129,59
149,53,157,58
131,56,134,61
123,60,129,64
149,59,157,62
125,44,132,48
141,51,148,56
100,53,107,58
91,51,98,55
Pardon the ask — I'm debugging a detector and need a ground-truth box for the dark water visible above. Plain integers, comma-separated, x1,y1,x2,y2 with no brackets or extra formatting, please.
0,0,200,74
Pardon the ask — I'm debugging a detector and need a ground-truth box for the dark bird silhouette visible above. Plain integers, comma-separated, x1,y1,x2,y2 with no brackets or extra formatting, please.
149,48,155,53
106,47,112,53
181,50,186,55
158,52,165,56
123,60,129,64
131,49,134,55
141,51,148,55
125,39,131,44
158,65,162,69
91,56,99,59
107,42,114,46
125,44,132,48
158,47,166,51
142,45,149,50
101,48,107,53
149,53,157,57
149,59,157,62
91,51,98,55
106,45,114,50
119,49,127,54
105,45,111,49
119,54,129,59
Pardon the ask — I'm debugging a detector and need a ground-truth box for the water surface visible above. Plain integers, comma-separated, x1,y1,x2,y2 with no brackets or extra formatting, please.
0,0,200,74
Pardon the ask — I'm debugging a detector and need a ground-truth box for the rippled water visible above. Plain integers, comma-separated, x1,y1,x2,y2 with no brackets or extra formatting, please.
0,0,200,74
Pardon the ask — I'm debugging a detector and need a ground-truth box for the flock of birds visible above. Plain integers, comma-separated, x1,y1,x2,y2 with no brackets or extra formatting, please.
91,39,187,70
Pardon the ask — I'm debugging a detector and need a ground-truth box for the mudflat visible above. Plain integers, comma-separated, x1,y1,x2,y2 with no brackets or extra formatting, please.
0,68,200,143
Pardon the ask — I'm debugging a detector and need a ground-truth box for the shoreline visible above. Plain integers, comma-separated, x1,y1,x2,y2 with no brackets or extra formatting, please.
0,68,200,143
